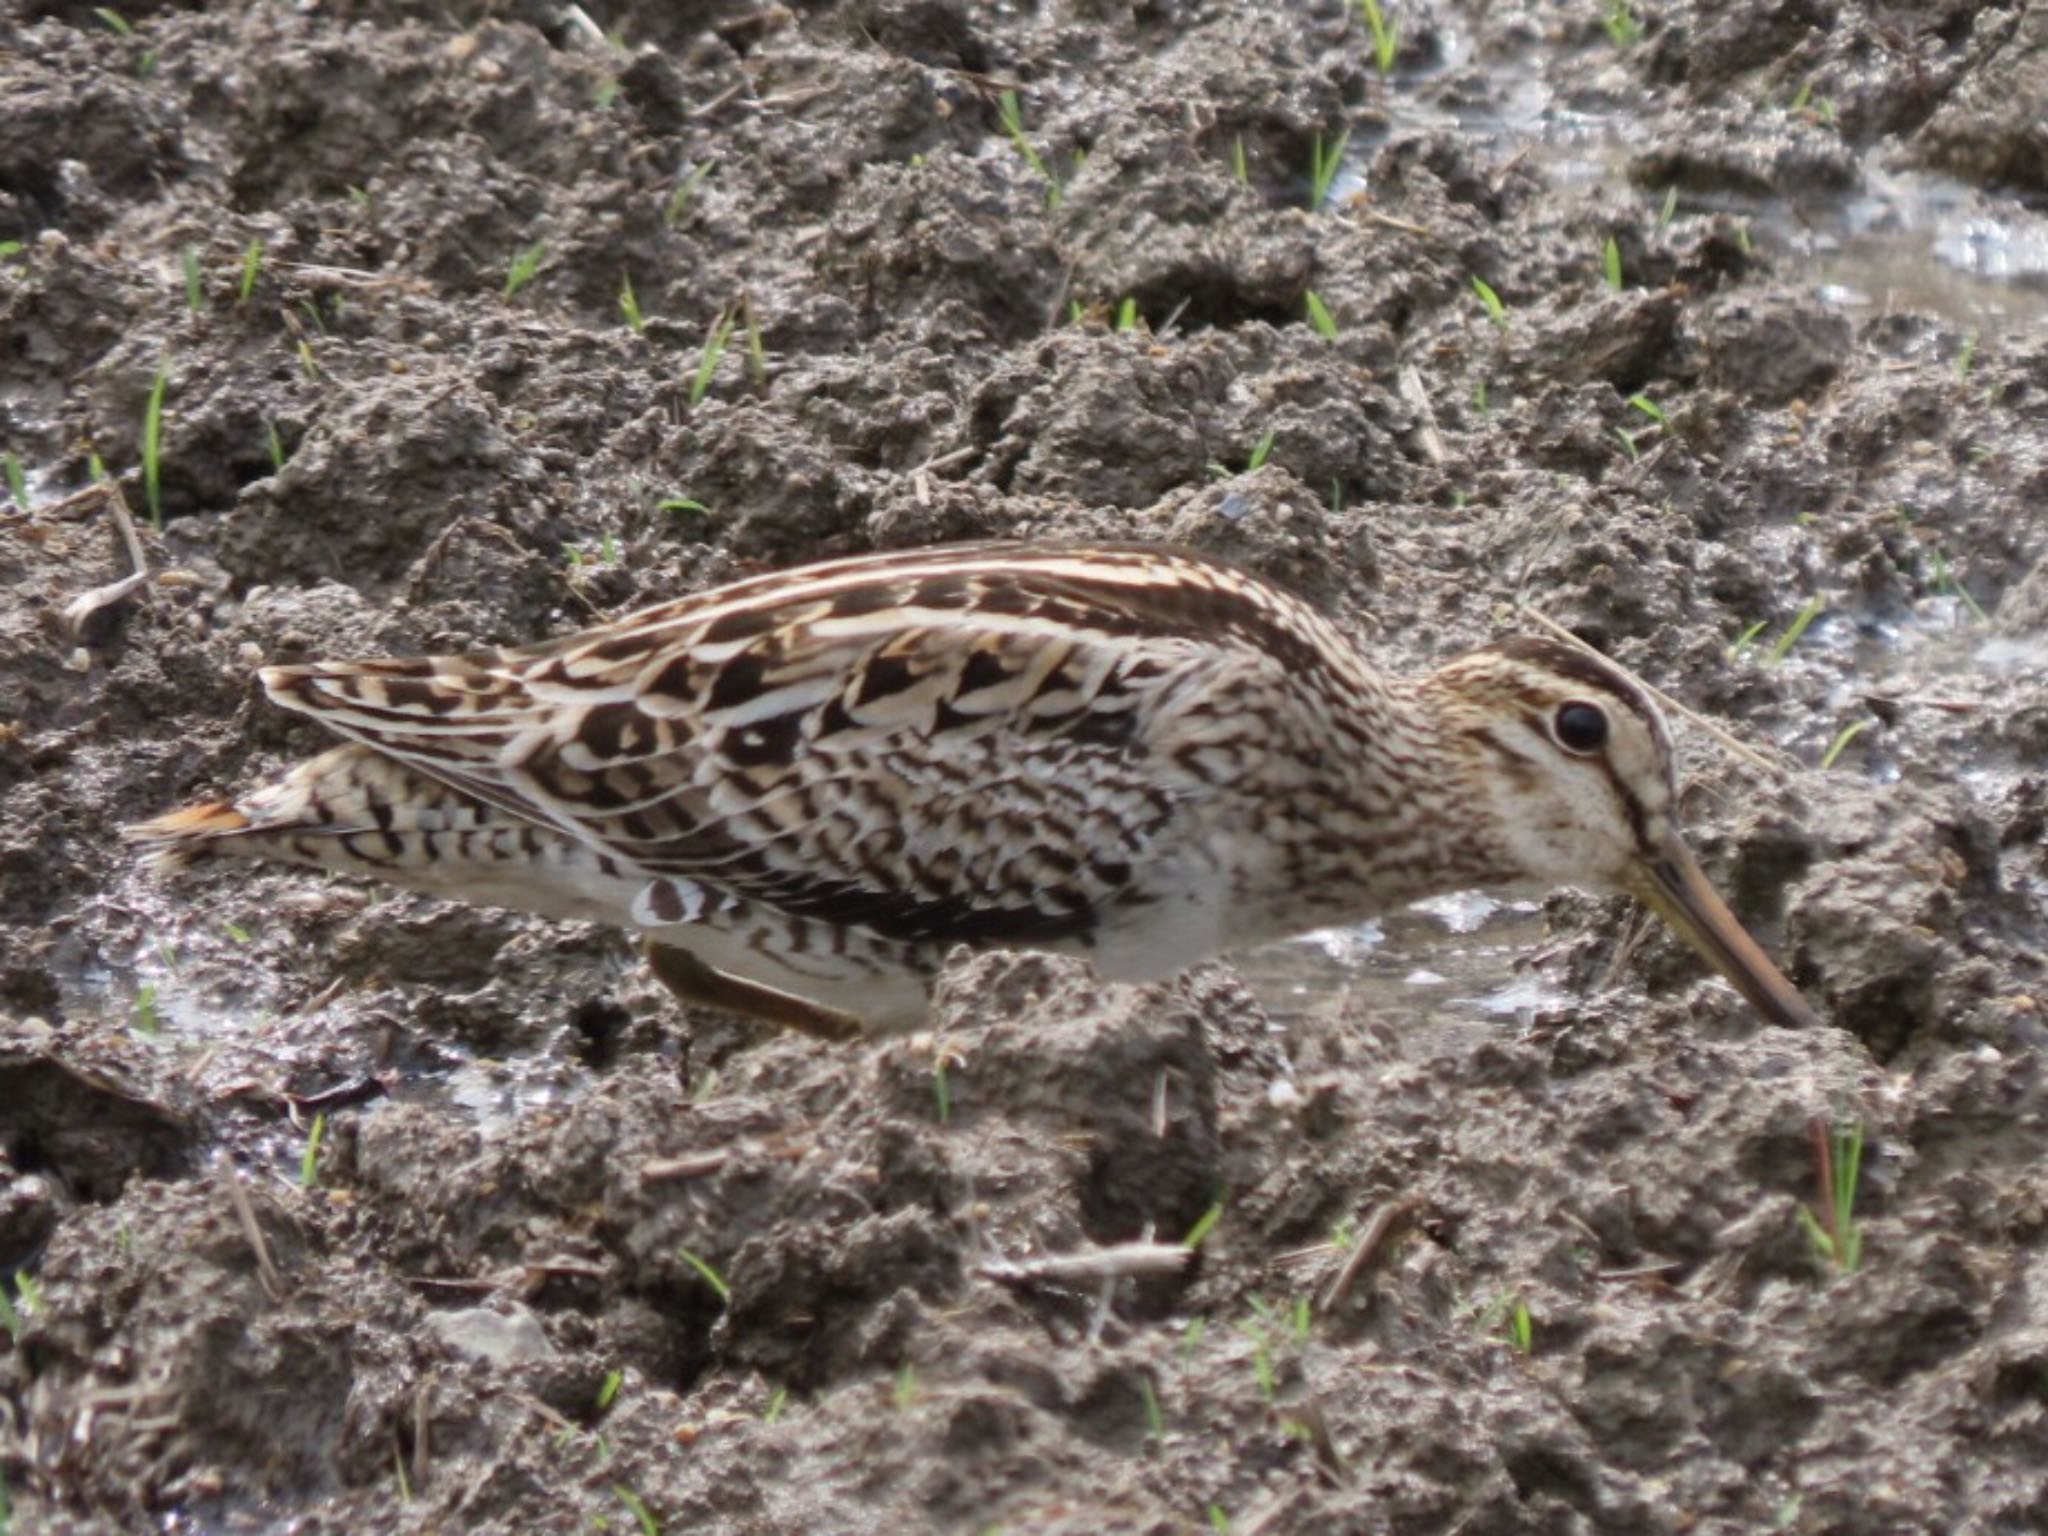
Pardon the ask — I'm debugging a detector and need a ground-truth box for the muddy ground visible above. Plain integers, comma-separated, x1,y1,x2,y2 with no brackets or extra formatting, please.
4,0,2048,1530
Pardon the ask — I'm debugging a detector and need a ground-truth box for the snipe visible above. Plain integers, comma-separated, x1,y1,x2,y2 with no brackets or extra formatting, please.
129,542,1820,1038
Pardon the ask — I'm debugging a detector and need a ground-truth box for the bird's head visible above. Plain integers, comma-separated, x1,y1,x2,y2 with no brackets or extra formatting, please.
1421,637,1819,1029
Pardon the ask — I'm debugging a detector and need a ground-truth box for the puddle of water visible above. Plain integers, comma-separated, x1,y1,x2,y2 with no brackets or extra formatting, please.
421,1056,588,1137
1235,892,1566,1034
1777,166,2048,329
1351,31,2048,331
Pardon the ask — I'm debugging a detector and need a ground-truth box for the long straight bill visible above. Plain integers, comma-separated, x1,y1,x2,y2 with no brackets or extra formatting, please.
1631,840,1821,1028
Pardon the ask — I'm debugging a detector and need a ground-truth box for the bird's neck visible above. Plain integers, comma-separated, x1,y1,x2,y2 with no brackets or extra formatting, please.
1228,662,1520,938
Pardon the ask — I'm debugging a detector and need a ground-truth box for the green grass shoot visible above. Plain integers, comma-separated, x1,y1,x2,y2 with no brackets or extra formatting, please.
134,981,159,1035
1615,427,1640,462
1931,550,1990,623
596,1369,623,1411
1508,1299,1533,1353
1308,128,1349,211
223,920,252,943
503,241,546,299
1239,1320,1276,1400
677,1245,731,1305
182,247,203,314
763,1384,789,1424
1139,1374,1165,1437
1304,289,1339,339
1602,0,1643,46
618,274,644,334
0,239,22,260
1230,133,1249,186
3,450,25,509
1819,719,1871,770
612,1485,660,1536
666,163,713,224
997,89,1061,208
239,239,263,302
1954,332,1979,380
1246,427,1276,471
0,1282,22,1343
1729,618,1769,658
1116,296,1139,331
893,1362,918,1409
1603,236,1623,290
659,495,710,516
1765,595,1826,662
93,6,134,35
1208,1507,1232,1533
1182,1201,1224,1250
1628,393,1667,423
142,353,170,530
1470,275,1509,326
1358,0,1397,73
300,1113,326,1189
1657,184,1679,230
688,312,734,407
1795,1120,1865,1274
266,421,286,471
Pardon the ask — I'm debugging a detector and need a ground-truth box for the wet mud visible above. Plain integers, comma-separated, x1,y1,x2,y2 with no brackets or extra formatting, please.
3,0,2047,1531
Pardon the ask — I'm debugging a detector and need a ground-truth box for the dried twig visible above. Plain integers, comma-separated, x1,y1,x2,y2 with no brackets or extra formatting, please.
1364,210,1433,238
1315,1198,1416,1316
1596,905,1655,993
976,1241,1191,1288
640,1148,734,1182
48,481,164,641
219,1157,285,1301
1396,364,1447,465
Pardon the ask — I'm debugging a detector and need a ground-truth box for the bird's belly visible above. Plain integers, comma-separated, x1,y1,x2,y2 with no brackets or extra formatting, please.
1089,847,1250,984
372,835,645,928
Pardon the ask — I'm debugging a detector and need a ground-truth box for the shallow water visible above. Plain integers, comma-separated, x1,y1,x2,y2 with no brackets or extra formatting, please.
1235,892,1565,1032
1361,33,2048,331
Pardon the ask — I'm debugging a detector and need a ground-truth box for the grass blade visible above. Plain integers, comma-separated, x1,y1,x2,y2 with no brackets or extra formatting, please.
142,354,170,531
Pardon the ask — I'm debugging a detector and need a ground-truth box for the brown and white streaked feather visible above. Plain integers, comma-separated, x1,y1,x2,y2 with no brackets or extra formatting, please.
252,545,1385,971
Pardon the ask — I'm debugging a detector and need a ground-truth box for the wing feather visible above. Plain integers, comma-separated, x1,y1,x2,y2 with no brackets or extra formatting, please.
257,545,1314,946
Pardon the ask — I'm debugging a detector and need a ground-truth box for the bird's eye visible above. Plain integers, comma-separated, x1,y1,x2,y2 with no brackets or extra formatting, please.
1551,701,1609,754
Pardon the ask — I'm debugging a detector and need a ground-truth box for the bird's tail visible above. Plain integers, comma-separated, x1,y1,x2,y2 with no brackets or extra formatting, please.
124,745,490,874
125,745,635,925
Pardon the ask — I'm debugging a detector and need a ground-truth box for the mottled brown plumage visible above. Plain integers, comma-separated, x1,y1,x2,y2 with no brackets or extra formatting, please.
127,542,1820,1036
